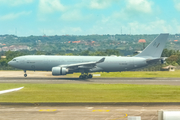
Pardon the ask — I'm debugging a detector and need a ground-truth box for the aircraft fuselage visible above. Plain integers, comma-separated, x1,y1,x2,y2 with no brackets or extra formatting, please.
8,55,147,72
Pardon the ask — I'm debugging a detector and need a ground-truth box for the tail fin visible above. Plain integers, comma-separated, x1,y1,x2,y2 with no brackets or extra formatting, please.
135,33,169,58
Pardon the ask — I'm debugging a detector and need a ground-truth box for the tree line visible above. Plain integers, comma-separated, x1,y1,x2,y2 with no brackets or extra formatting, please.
162,49,180,66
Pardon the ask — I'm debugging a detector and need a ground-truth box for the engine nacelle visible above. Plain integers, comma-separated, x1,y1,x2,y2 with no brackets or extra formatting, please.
161,57,167,64
161,59,166,64
52,67,68,76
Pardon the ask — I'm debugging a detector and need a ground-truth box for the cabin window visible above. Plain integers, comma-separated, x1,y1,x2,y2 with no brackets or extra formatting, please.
27,60,35,63
13,59,16,61
119,62,127,65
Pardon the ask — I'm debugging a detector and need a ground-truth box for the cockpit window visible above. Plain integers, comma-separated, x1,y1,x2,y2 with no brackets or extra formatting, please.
13,59,16,61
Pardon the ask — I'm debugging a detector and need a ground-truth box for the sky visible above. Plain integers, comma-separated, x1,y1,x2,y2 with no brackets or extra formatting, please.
0,0,180,36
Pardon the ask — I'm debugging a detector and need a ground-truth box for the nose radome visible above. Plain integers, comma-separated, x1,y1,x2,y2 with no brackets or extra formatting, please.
8,61,12,66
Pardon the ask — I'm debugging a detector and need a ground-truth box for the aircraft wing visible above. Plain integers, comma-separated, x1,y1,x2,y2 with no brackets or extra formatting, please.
59,57,105,69
0,87,24,94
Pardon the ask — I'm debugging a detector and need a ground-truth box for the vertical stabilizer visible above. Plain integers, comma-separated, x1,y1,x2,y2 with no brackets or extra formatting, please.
135,33,169,58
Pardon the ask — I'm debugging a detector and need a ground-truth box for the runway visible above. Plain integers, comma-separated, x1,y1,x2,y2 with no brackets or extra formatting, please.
1,77,180,85
0,104,180,120
0,71,179,85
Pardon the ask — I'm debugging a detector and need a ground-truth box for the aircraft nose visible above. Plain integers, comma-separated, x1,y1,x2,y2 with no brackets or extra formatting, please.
8,61,13,66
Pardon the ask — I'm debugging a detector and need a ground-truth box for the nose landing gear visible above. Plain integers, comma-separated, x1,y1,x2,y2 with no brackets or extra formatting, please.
24,70,27,77
79,73,93,79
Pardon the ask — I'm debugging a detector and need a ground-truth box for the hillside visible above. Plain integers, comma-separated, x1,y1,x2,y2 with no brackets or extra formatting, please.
0,34,180,56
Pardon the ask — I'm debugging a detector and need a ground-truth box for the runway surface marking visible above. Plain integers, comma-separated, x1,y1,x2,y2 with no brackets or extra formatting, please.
0,87,24,94
92,109,110,112
86,107,94,109
111,112,128,120
39,109,57,112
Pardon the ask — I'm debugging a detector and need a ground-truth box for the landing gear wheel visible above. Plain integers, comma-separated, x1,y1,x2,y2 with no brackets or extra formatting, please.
79,75,83,79
84,75,88,79
79,74,93,79
24,70,27,77
24,74,27,77
79,75,87,79
88,74,93,78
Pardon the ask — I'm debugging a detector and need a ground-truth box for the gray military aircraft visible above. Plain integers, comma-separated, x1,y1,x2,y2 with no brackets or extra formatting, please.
8,33,169,79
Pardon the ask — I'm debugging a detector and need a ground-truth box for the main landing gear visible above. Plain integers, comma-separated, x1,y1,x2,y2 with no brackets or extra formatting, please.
24,70,27,77
79,73,93,79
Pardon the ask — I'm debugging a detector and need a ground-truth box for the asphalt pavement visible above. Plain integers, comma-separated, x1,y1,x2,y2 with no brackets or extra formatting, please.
1,77,180,85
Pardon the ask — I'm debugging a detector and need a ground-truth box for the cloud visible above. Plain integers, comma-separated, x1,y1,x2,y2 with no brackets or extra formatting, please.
171,19,180,33
38,27,83,35
61,10,83,21
38,29,56,35
39,0,66,14
126,0,153,13
0,0,34,6
89,0,116,9
174,0,180,11
87,15,173,35
0,11,32,21
127,19,172,34
61,27,82,34
110,0,154,21
60,10,93,21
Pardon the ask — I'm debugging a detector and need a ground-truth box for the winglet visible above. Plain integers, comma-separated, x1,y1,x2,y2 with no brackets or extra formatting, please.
97,58,105,63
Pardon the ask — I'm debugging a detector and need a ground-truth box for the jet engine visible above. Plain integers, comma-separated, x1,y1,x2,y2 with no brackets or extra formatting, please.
161,57,167,64
52,67,68,75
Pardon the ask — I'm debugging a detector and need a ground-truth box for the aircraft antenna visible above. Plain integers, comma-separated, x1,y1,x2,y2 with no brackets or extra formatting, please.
121,27,122,34
15,28,17,36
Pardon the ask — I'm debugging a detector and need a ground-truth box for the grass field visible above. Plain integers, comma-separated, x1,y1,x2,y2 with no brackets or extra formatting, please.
67,70,180,78
0,83,180,103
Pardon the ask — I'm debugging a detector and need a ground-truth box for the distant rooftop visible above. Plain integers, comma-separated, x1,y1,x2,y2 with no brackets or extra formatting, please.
138,39,146,43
